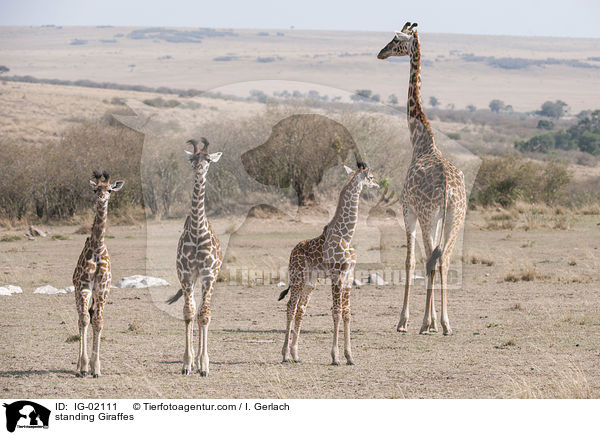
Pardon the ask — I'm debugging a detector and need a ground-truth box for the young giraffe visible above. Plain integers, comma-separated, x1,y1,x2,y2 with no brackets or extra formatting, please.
278,163,378,365
378,22,467,335
73,171,124,377
167,138,223,376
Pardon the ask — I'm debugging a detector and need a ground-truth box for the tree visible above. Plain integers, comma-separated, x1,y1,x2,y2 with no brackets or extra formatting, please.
489,99,506,113
388,94,398,105
466,104,476,112
429,96,440,107
241,114,364,206
538,100,568,119
0,65,8,74
537,119,554,130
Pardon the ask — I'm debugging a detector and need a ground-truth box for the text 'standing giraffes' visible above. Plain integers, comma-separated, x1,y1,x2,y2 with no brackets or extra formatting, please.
279,162,378,365
73,171,124,377
378,22,467,335
167,138,223,376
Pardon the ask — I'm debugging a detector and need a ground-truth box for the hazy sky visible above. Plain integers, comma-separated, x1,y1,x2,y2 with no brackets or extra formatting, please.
1,0,599,38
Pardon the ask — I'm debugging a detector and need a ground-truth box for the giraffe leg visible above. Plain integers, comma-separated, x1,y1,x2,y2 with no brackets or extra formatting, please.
439,258,453,336
181,282,196,375
341,285,354,365
440,212,461,336
196,274,216,377
290,289,313,362
90,303,104,378
419,217,437,335
282,284,301,363
76,288,92,377
399,210,417,332
331,274,343,366
90,277,109,378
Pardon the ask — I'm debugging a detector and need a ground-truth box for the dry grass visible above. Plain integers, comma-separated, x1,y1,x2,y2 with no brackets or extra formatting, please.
469,255,495,266
505,264,537,282
1,206,599,399
510,364,593,399
0,234,22,242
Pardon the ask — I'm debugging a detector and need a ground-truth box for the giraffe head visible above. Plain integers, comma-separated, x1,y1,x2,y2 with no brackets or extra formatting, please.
343,162,379,189
377,22,418,59
184,137,222,173
89,171,124,202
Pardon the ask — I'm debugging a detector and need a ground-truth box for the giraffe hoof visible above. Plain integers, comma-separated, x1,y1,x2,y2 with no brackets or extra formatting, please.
443,330,454,336
346,361,355,366
199,371,209,377
331,361,341,366
77,371,88,378
396,327,408,333
181,368,192,376
92,374,100,379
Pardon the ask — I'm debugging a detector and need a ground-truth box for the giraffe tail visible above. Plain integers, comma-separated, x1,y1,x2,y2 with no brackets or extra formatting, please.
277,286,290,301
166,289,183,305
426,247,442,277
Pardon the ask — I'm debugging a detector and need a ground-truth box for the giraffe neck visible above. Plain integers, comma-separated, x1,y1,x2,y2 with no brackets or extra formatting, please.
189,169,209,236
407,34,437,159
90,199,108,249
327,177,362,243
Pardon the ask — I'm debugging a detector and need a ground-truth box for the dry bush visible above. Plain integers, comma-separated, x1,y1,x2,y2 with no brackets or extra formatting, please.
0,120,144,223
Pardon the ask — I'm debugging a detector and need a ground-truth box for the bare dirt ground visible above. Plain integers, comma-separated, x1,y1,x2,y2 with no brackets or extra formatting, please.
1,210,599,398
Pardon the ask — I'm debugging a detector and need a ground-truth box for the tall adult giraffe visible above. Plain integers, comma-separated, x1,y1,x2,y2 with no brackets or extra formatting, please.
378,22,467,335
167,138,223,376
73,171,124,377
278,162,378,365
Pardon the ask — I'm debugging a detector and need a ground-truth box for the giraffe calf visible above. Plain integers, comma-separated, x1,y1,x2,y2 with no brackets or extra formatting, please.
73,171,124,378
279,163,378,365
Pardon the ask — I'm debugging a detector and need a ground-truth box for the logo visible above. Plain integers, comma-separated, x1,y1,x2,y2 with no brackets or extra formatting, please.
3,401,50,433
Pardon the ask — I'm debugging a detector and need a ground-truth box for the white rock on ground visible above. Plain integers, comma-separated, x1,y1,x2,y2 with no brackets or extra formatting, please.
0,285,23,296
367,273,388,285
276,281,287,288
113,275,170,289
34,285,66,295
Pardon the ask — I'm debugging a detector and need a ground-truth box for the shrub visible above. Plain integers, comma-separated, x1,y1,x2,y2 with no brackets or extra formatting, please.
516,110,600,155
538,100,568,119
0,121,143,222
142,97,180,108
489,99,506,113
470,155,571,207
537,119,554,130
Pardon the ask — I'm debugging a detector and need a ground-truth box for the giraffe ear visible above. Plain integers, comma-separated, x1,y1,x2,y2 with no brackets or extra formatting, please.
110,181,125,191
208,152,222,163
343,165,354,175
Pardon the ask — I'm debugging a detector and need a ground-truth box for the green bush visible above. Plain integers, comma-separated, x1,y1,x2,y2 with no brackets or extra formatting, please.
470,155,571,207
516,110,600,155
